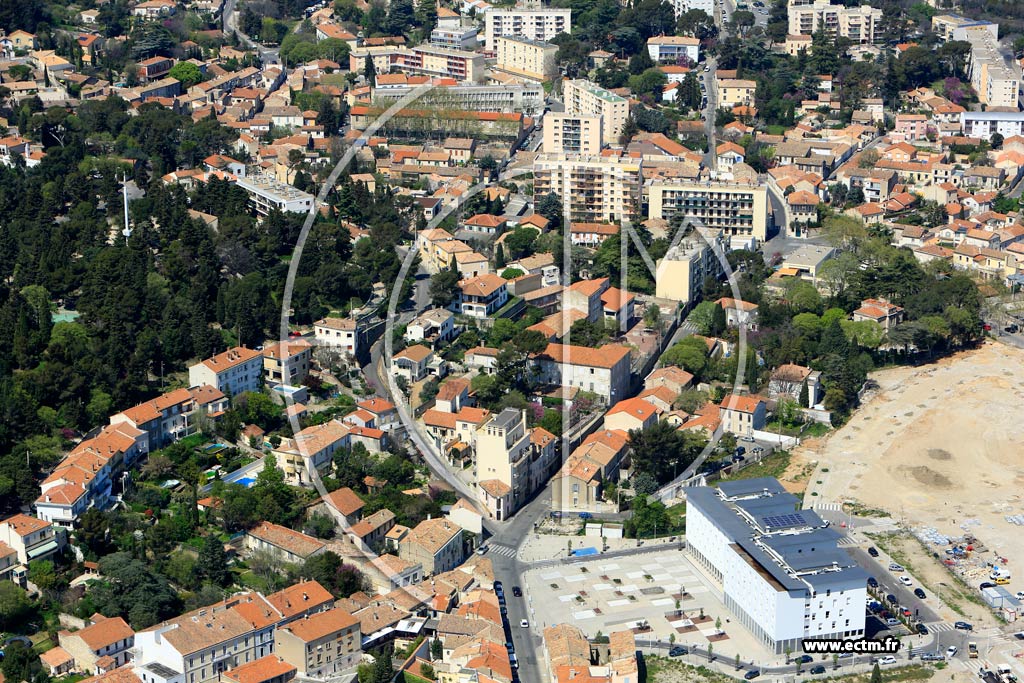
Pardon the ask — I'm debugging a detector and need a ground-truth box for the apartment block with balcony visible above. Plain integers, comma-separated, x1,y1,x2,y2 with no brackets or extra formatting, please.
261,340,313,386
429,26,478,51
0,515,66,582
654,229,729,304
110,386,228,452
787,0,882,43
961,26,1021,110
58,616,135,674
562,79,630,142
483,8,571,48
542,114,603,155
533,153,643,224
646,178,769,242
492,35,558,82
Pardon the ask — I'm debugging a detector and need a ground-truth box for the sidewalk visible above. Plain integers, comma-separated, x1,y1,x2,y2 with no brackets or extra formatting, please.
518,530,682,563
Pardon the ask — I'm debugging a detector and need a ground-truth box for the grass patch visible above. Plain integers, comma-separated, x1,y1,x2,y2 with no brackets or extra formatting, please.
845,502,890,517
817,664,935,683
726,450,791,481
802,422,832,438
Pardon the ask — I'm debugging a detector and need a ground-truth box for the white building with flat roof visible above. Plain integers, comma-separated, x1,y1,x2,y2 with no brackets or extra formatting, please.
235,175,315,215
686,479,868,654
483,7,571,49
563,79,630,142
961,111,1024,141
188,346,263,396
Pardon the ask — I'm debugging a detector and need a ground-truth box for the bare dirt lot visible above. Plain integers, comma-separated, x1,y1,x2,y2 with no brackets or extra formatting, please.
791,341,1024,622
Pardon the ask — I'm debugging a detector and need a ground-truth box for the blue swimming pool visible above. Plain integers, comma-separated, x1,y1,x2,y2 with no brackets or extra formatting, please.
571,547,598,557
234,477,256,488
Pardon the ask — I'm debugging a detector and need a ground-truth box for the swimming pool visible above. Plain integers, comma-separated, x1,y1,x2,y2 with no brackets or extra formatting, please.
234,477,256,488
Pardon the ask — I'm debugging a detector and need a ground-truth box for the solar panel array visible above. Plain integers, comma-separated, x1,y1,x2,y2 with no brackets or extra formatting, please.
762,512,808,529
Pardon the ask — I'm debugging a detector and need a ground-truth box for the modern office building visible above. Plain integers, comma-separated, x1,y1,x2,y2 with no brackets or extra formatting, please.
646,178,769,242
562,79,631,142
686,478,868,654
429,25,479,51
931,13,997,43
533,153,643,224
483,7,571,49
787,0,883,43
542,114,603,155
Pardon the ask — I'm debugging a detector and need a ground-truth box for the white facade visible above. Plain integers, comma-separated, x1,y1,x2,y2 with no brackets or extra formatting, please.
430,26,479,51
314,317,360,357
234,176,315,215
961,111,1024,141
188,348,263,396
686,480,867,654
647,37,700,65
671,0,714,16
483,8,571,49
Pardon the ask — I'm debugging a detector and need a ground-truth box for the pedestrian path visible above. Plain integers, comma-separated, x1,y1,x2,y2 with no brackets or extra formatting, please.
813,502,843,511
488,543,518,558
927,621,956,633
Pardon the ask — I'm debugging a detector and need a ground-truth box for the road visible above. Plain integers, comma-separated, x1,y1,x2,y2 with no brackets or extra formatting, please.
223,0,280,65
701,58,718,171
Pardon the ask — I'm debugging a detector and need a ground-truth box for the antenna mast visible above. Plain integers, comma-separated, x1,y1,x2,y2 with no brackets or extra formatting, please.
122,174,132,242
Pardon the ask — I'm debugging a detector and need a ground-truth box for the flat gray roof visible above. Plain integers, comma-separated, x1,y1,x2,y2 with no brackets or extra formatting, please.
717,478,788,498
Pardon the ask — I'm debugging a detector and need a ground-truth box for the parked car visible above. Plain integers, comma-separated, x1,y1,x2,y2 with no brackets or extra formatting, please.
669,646,688,657
1013,632,1024,640
512,586,522,597
887,594,898,604
889,563,905,572
744,671,760,680
868,547,879,557
916,624,929,635
868,577,879,588
886,618,900,627
899,576,913,586
954,621,973,631
946,646,958,658
980,582,995,590
810,666,826,674
914,588,926,599
901,608,912,617
798,655,813,664
878,656,897,665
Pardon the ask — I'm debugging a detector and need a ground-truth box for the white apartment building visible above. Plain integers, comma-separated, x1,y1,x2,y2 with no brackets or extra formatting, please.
429,26,479,51
670,0,714,16
532,343,632,404
563,79,630,142
646,178,769,242
533,153,643,224
0,514,66,570
787,0,883,43
542,114,603,155
961,111,1024,141
647,36,700,65
960,26,1020,110
188,347,263,396
132,593,281,683
404,308,456,344
475,408,531,521
234,176,315,215
686,479,868,654
654,229,728,304
493,35,558,82
313,317,360,357
369,82,545,115
483,8,571,49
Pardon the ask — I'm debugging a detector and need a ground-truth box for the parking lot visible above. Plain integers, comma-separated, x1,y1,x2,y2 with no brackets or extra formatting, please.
521,547,779,665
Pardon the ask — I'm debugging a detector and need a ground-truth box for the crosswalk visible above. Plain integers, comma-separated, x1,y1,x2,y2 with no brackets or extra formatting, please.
487,544,518,558
927,621,956,633
813,502,843,511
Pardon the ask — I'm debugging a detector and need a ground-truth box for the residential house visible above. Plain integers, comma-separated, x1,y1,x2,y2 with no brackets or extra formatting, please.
404,308,456,345
851,298,904,329
474,410,557,520
265,581,335,626
0,515,66,574
220,656,296,683
533,343,632,404
718,394,767,438
273,420,352,485
454,274,509,318
768,364,822,409
313,317,360,357
604,397,659,432
392,344,435,383
398,518,466,576
188,347,263,396
569,223,619,247
716,297,759,330
346,509,396,552
262,340,313,385
58,617,135,674
245,522,327,565
274,609,361,677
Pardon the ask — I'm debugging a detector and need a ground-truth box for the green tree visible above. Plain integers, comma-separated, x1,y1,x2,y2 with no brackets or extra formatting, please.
661,336,708,378
168,61,203,87
364,56,376,87
431,638,443,660
688,301,718,335
428,263,460,308
870,662,882,683
197,534,231,587
0,581,32,629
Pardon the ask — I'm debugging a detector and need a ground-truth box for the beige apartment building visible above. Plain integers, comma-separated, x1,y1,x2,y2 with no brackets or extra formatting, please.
961,26,1021,109
493,35,558,81
654,229,729,304
533,153,642,224
562,79,630,142
646,178,769,241
716,78,757,109
274,608,361,677
787,0,882,43
473,409,557,521
483,8,571,48
542,114,603,155
398,517,466,576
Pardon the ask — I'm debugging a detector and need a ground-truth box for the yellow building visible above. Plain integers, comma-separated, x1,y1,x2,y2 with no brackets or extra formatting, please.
493,35,558,82
533,153,642,224
646,178,769,241
716,78,757,109
562,79,630,143
542,113,603,155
